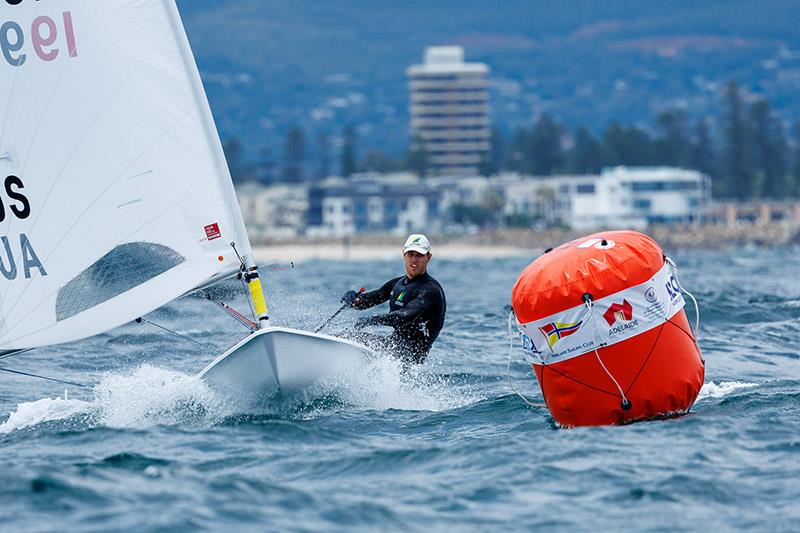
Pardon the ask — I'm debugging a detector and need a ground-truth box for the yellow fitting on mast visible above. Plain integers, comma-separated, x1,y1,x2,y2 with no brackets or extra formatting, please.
233,244,271,328
248,276,269,317
245,267,271,327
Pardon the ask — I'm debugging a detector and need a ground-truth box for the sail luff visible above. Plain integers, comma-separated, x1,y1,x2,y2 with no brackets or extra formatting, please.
160,0,253,260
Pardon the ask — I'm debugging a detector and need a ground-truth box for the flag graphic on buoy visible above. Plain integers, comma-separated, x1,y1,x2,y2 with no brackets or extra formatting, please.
539,321,584,350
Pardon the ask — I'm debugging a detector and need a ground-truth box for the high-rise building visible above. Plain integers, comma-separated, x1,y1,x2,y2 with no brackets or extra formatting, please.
407,46,490,177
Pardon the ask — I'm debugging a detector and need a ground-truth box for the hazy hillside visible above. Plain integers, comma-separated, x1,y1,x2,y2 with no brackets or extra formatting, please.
176,0,800,159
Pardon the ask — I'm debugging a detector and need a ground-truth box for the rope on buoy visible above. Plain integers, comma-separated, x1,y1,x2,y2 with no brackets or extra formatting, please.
506,310,545,408
665,256,700,341
583,295,632,411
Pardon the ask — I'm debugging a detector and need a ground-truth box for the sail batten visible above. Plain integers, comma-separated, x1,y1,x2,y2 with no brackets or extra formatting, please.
0,0,252,349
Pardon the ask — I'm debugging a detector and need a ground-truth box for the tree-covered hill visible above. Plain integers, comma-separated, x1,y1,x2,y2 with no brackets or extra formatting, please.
176,0,800,160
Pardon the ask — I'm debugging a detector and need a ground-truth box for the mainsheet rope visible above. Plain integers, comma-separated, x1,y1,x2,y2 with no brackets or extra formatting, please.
0,366,88,389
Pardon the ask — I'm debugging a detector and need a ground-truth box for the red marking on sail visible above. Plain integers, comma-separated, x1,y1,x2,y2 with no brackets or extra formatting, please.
204,223,221,240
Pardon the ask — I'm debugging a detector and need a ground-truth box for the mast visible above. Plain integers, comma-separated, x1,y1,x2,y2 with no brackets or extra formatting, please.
162,0,271,329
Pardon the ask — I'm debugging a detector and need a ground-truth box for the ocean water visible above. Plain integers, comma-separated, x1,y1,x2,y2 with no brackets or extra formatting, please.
1,247,799,531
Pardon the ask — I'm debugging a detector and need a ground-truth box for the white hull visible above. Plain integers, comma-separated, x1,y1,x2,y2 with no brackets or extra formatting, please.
198,327,372,401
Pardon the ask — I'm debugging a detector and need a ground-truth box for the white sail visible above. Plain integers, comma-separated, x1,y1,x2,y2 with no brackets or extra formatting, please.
0,0,251,349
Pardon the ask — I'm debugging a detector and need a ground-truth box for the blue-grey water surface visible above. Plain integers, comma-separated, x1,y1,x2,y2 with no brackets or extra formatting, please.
1,248,799,531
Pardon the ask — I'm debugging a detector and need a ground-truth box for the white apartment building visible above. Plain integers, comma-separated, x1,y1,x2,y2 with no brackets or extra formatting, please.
235,168,709,239
407,46,490,177
597,166,710,226
500,167,710,230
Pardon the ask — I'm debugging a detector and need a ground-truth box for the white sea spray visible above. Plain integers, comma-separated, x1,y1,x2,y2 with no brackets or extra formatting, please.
697,381,758,400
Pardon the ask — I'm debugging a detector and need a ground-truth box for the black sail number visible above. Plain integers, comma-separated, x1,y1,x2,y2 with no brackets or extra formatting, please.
0,176,31,222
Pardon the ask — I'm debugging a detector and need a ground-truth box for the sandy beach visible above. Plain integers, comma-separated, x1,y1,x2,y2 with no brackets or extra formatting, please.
250,221,800,264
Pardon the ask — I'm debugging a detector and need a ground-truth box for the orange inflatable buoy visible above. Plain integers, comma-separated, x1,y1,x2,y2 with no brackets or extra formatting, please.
511,230,704,427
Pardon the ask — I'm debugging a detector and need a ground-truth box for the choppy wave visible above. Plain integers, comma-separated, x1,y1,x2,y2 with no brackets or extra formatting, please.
313,356,485,412
1,357,485,434
0,365,227,434
697,380,759,400
1,252,799,530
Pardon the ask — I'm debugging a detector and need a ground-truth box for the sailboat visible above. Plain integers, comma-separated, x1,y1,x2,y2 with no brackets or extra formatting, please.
0,0,371,402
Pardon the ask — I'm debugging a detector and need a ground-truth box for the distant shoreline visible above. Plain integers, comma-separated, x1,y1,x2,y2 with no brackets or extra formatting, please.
252,242,534,263
251,222,800,263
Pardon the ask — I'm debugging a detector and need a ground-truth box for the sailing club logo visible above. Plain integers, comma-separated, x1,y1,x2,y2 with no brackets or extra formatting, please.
204,223,221,241
603,299,639,335
603,299,633,326
539,321,583,350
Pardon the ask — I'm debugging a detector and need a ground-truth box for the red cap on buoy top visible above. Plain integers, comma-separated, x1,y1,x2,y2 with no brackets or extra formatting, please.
512,230,664,323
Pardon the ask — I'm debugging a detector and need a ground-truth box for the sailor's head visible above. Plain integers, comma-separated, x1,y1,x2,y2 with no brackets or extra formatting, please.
402,234,432,279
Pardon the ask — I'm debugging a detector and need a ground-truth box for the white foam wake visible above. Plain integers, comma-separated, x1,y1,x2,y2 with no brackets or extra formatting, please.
0,396,91,434
319,356,484,412
0,358,483,434
0,365,231,434
697,381,758,400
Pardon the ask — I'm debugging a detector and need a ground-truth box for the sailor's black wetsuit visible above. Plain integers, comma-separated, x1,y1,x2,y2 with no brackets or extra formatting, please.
352,273,446,364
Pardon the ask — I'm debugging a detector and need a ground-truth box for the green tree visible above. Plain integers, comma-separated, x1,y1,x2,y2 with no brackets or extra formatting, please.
751,100,789,199
602,123,654,167
722,81,755,200
405,134,430,178
568,127,606,174
482,188,506,226
340,126,357,177
529,114,564,175
450,204,491,226
281,126,306,183
316,130,330,181
362,149,402,173
504,127,530,173
790,122,800,197
478,153,493,177
689,118,717,179
654,110,690,167
489,127,505,175
478,128,505,177
255,145,275,185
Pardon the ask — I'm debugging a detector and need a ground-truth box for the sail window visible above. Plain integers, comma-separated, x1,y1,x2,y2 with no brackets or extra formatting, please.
56,242,185,321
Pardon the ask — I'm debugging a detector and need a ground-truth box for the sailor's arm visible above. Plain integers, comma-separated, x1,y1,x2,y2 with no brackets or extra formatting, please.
361,288,438,328
350,277,399,310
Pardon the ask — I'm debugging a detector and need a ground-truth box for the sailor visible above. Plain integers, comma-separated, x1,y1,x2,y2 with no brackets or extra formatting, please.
341,234,446,365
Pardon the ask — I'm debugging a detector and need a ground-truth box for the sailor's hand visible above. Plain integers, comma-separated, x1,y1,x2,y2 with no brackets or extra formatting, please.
341,290,359,306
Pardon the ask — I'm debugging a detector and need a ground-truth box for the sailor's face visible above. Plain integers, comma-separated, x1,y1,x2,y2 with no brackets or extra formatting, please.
404,251,430,279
